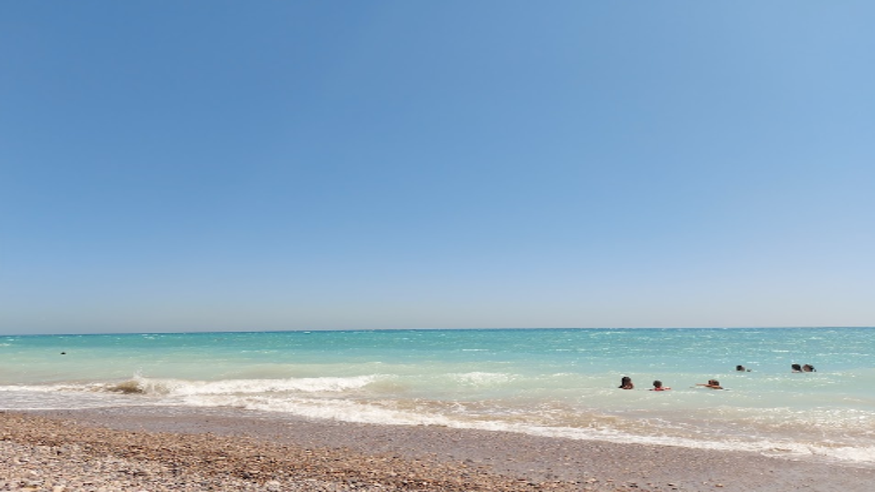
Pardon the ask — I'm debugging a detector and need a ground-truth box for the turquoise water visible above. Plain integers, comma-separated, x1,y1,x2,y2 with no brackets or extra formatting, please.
2,328,874,466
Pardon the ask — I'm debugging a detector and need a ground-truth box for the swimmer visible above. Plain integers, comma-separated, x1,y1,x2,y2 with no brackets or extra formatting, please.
803,364,816,372
650,380,670,391
791,363,803,373
618,376,634,390
735,365,750,372
696,379,723,390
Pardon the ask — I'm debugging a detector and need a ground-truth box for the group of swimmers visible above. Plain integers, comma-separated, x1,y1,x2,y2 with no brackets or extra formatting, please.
619,376,720,391
736,363,816,373
619,362,817,392
791,363,816,372
620,376,688,391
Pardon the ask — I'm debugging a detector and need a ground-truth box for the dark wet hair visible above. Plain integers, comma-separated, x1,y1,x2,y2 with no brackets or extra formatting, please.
653,380,662,388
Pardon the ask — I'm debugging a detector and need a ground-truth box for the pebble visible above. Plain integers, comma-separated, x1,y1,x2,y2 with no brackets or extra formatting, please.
1,412,628,492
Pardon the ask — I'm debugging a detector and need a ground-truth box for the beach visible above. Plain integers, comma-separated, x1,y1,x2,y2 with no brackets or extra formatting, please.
4,407,875,492
4,329,875,490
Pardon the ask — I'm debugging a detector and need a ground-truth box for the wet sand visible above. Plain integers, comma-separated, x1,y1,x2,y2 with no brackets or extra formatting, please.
3,407,874,491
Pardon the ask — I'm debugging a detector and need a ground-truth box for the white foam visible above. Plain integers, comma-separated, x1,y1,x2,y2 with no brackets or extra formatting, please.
174,392,875,465
451,372,514,386
116,374,383,397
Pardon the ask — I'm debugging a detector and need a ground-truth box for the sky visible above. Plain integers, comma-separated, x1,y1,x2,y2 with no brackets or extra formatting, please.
2,2,874,334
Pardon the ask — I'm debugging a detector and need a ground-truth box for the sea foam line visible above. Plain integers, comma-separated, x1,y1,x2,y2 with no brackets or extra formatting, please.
177,392,875,467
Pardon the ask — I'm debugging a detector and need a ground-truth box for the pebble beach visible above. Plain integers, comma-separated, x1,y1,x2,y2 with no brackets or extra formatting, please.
3,407,875,492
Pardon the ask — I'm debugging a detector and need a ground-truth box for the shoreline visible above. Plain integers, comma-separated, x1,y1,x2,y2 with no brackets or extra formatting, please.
3,407,875,492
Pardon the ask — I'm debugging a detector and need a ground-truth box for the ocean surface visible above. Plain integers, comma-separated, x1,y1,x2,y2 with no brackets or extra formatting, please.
2,327,874,467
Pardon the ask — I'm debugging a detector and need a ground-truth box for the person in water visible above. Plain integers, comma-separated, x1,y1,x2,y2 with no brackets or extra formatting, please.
736,365,750,372
791,363,803,373
803,364,816,372
697,379,723,389
619,376,634,390
650,380,670,391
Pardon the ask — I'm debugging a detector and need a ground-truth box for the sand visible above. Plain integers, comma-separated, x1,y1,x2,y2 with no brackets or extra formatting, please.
2,407,874,491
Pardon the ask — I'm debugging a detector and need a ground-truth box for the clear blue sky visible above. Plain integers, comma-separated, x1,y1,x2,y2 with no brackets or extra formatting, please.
2,2,873,334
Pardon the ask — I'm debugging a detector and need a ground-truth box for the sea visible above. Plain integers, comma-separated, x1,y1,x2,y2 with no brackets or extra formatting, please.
2,327,874,467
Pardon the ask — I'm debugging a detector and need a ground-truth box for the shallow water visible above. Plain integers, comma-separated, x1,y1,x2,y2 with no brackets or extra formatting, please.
2,328,873,466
